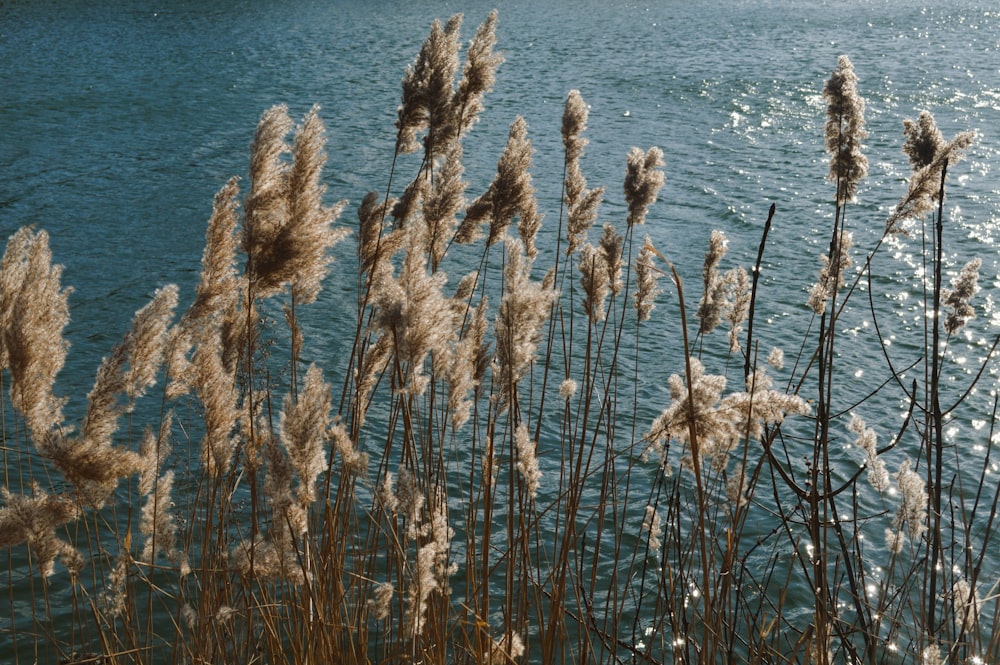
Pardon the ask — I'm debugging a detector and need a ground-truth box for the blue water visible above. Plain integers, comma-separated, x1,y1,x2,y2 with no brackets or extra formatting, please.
3,0,1000,660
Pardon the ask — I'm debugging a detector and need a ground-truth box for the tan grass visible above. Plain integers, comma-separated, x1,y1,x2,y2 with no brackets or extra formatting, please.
2,12,999,665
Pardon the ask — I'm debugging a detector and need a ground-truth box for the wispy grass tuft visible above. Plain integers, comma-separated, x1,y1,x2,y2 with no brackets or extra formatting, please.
2,13,1000,665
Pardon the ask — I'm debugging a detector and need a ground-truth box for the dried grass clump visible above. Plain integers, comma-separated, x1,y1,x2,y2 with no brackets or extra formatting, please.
3,14,1000,665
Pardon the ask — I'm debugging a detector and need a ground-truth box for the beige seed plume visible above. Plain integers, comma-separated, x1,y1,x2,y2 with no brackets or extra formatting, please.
423,141,467,269
902,110,946,170
358,191,403,286
483,633,525,665
248,106,349,302
392,169,429,229
167,180,244,399
189,177,242,323
471,297,493,389
243,105,293,266
943,257,981,334
624,146,666,227
696,230,728,335
452,10,502,137
494,238,556,409
0,228,35,371
886,111,975,233
725,462,749,508
953,578,980,634
824,55,868,205
579,243,609,323
807,229,853,315
1,228,71,443
194,329,239,476
729,368,811,436
368,582,395,621
633,238,662,322
599,223,624,296
641,505,663,552
396,14,463,156
355,332,393,428
280,363,331,505
562,90,604,255
459,116,540,256
893,459,927,542
330,421,368,474
726,267,750,353
286,106,349,302
52,285,178,504
373,224,455,395
0,485,81,577
139,469,182,566
849,414,888,492
138,415,173,497
446,299,487,429
514,421,541,500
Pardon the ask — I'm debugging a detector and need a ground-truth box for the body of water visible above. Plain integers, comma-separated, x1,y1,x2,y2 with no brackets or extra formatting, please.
3,0,1000,660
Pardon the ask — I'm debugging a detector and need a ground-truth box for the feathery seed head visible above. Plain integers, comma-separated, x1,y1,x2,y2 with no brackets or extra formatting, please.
807,229,853,314
634,238,662,322
139,469,181,564
559,378,579,400
599,223,624,296
369,582,395,621
2,228,71,442
484,633,525,665
642,505,664,553
358,191,403,284
453,10,502,137
494,238,556,409
624,146,666,227
943,257,981,334
920,644,943,665
194,329,239,476
725,462,749,508
459,116,539,252
280,364,331,504
562,91,601,255
824,55,868,205
244,105,293,258
885,527,906,554
379,471,399,515
726,267,751,352
0,486,81,577
423,141,467,269
696,230,729,334
903,111,945,170
331,422,368,474
849,414,889,492
886,112,975,233
515,422,541,500
894,459,927,542
243,106,348,302
579,243,609,322
953,578,980,634
396,15,463,156
562,89,589,159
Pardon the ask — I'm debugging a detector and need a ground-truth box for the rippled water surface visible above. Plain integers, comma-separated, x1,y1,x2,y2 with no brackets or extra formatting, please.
2,0,1000,659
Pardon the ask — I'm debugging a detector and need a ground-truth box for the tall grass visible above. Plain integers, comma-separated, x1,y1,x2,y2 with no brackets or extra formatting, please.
2,11,999,665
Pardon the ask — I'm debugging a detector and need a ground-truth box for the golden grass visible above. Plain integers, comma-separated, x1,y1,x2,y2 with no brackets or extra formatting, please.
2,11,998,665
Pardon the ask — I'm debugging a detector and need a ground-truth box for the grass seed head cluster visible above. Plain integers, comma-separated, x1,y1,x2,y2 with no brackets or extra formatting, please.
2,10,999,665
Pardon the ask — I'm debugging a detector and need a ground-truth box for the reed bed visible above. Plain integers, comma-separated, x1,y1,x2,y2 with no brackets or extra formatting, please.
2,11,999,665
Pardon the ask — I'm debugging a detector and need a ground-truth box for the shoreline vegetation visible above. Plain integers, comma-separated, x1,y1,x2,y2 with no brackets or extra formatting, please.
2,10,998,665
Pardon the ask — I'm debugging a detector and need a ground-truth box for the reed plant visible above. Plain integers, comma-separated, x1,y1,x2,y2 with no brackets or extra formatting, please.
2,11,999,665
